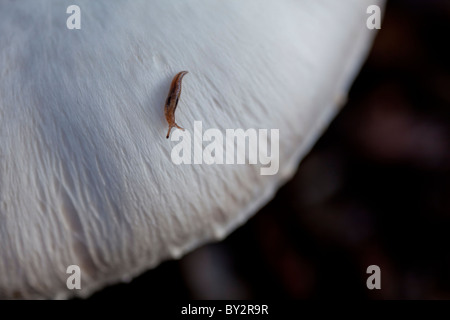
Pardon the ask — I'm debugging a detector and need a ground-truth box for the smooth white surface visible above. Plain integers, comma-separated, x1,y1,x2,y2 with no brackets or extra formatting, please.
0,0,383,298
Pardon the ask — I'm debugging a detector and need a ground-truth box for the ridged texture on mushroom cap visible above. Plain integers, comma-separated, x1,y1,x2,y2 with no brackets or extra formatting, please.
0,0,384,299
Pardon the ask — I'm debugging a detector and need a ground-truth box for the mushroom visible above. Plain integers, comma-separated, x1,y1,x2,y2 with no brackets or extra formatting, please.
0,0,384,299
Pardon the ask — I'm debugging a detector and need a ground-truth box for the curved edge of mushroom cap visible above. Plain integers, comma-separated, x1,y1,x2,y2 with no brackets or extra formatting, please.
0,0,385,299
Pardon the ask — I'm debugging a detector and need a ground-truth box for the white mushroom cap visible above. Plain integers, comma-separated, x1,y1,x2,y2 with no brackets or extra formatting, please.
0,0,384,299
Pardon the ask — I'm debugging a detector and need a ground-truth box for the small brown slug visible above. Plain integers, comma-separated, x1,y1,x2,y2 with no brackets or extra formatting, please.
165,71,188,139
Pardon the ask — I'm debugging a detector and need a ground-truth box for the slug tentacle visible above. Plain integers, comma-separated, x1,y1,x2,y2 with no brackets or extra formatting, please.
164,71,188,139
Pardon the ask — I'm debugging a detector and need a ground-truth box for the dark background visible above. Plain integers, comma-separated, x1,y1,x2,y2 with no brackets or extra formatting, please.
89,0,450,300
